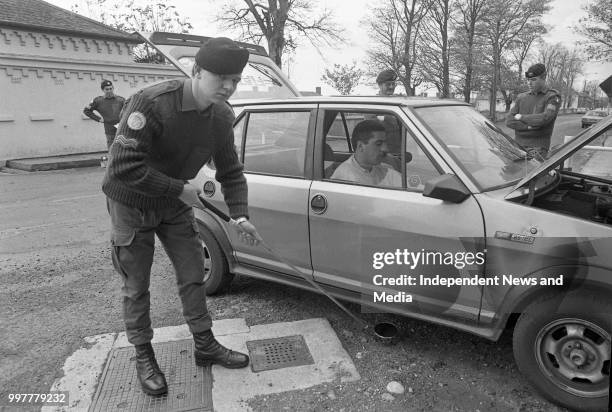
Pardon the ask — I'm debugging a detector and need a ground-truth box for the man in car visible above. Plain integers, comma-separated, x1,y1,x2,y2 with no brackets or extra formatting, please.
331,119,402,187
506,63,562,158
83,79,125,149
103,37,261,396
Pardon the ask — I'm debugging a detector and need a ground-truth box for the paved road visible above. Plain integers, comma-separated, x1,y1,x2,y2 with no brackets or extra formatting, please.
0,167,107,255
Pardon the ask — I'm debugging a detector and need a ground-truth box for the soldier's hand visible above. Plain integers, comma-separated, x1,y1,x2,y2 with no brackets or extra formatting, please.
99,116,105,123
232,218,261,246
178,183,202,207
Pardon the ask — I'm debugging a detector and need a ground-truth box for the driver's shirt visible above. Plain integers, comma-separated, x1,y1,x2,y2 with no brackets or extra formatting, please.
331,155,402,187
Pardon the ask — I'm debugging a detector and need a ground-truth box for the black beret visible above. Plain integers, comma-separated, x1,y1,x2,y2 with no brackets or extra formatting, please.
376,69,397,84
100,80,113,89
525,63,546,78
195,37,249,75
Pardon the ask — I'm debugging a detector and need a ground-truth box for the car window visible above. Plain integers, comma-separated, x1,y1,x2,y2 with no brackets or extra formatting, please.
241,111,310,177
321,110,440,191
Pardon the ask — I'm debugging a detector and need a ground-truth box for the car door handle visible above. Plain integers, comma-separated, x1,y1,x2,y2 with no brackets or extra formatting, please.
310,194,328,214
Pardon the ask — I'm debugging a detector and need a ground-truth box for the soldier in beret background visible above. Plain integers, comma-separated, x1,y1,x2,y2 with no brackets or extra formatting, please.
506,63,562,158
373,69,402,166
83,79,125,149
376,69,398,96
102,37,261,396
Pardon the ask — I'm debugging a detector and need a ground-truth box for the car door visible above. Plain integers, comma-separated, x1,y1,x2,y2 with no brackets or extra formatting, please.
228,104,316,280
308,104,486,322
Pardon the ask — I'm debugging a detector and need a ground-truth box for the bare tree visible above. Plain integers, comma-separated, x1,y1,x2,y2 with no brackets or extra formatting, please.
365,0,433,96
214,0,344,69
321,62,363,95
573,0,612,61
534,43,584,108
420,0,453,97
70,0,193,62
507,22,547,84
480,0,551,119
451,0,488,103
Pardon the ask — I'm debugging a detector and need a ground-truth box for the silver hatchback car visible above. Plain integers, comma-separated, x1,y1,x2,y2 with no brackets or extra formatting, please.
194,99,611,412
146,32,612,412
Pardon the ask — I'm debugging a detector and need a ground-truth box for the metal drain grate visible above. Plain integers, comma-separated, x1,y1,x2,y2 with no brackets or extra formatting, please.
246,335,314,372
89,339,213,412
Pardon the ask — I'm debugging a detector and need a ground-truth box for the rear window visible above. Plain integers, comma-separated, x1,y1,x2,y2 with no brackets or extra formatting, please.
175,57,295,100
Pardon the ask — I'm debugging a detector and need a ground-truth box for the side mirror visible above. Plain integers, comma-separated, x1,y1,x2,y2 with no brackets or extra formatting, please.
423,174,470,203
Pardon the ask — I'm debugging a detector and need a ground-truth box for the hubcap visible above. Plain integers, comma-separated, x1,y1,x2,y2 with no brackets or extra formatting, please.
535,318,610,397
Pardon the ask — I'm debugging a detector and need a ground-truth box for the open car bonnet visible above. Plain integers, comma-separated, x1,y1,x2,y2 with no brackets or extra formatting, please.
136,31,300,100
510,114,612,193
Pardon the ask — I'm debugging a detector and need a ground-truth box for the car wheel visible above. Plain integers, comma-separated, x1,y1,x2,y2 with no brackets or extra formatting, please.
197,221,234,295
513,292,611,412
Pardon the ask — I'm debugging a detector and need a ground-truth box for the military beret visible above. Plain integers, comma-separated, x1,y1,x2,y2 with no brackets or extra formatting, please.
376,69,397,84
100,80,113,89
525,63,546,78
195,37,249,75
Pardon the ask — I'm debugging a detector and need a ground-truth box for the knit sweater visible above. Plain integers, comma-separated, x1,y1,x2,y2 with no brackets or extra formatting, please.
102,79,248,218
505,87,561,150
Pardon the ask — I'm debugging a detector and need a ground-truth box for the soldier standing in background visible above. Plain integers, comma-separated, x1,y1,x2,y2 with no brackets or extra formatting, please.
83,80,125,149
506,63,562,158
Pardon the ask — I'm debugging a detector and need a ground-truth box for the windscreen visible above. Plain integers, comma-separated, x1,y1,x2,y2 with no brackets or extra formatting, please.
413,105,541,191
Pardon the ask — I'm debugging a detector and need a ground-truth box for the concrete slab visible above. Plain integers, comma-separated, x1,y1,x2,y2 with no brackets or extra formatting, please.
42,333,117,412
6,152,106,171
212,318,360,412
42,318,359,412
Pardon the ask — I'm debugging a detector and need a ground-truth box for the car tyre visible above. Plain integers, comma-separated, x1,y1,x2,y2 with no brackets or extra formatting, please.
513,292,611,412
197,221,234,295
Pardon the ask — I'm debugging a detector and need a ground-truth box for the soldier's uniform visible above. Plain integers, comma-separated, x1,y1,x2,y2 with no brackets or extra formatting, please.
83,86,125,148
506,64,562,157
103,77,248,345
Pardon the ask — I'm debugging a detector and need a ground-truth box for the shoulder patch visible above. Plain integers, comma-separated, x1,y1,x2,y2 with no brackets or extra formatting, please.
127,112,146,130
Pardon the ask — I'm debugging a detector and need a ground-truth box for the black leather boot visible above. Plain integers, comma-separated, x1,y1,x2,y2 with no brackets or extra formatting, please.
193,330,249,368
134,343,168,396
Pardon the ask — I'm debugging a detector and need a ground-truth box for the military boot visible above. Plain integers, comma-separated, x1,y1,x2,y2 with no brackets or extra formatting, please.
134,343,168,395
193,330,249,368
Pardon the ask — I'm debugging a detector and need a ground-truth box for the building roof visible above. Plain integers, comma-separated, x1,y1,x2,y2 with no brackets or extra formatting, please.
0,0,140,43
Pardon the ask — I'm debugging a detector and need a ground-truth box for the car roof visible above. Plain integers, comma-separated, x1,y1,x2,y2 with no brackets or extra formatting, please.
232,95,471,108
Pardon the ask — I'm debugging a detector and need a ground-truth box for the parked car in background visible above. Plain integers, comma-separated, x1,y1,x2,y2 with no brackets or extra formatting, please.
582,109,609,128
576,107,587,114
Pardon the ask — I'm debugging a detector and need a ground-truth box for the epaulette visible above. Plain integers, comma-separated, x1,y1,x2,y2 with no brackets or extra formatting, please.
547,88,561,96
141,79,183,100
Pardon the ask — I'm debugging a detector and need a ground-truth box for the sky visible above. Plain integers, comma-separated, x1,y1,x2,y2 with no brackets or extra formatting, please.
45,0,611,95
